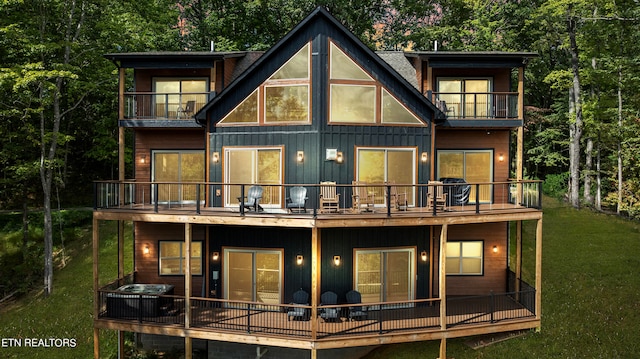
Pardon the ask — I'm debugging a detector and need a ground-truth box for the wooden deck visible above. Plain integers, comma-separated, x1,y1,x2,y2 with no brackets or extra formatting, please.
96,294,538,348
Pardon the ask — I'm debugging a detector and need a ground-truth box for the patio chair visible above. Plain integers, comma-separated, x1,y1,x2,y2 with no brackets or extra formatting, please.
319,291,339,322
386,181,408,211
287,289,309,321
345,290,367,321
237,185,263,212
286,186,308,213
351,181,375,213
426,181,447,212
178,100,195,118
319,181,340,213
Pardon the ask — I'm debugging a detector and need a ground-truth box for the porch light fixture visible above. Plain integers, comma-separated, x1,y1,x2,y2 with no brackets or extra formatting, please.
336,152,344,164
296,255,304,266
421,152,428,163
212,252,220,261
140,155,146,164
492,246,498,253
212,152,220,164
498,153,504,162
420,250,428,262
143,245,150,255
333,255,341,267
297,151,304,163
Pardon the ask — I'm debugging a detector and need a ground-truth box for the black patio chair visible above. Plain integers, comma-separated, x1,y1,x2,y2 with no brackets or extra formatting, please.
286,186,308,213
319,291,339,322
346,290,367,321
287,289,309,321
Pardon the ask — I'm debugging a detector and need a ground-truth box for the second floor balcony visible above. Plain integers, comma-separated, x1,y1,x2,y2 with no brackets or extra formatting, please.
122,92,214,120
430,92,520,120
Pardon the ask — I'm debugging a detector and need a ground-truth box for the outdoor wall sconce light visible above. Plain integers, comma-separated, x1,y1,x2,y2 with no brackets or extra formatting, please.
336,152,344,164
420,250,428,262
333,255,341,267
143,245,150,255
296,255,304,266
492,245,498,253
498,153,504,162
212,152,220,164
296,151,304,163
421,152,428,163
212,252,220,261
140,155,146,164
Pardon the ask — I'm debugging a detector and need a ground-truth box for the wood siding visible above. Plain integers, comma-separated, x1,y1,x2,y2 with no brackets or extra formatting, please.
134,222,207,296
431,223,508,296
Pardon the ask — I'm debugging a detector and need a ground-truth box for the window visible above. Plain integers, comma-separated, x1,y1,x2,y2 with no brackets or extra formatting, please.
437,78,491,118
154,78,208,119
329,41,423,125
159,241,202,275
224,248,282,305
219,43,310,125
223,147,283,208
152,150,205,204
356,147,416,206
446,241,483,275
355,248,415,306
437,150,493,203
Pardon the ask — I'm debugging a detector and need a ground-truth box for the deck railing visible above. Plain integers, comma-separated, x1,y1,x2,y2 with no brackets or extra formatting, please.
97,289,536,339
122,92,214,120
429,92,519,119
93,180,543,216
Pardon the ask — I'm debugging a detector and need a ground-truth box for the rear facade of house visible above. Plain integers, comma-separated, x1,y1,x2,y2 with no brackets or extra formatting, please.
93,7,542,359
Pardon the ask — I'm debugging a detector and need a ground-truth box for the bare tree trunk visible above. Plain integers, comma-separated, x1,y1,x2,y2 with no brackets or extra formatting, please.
568,11,583,209
583,137,593,205
596,137,601,210
617,65,623,214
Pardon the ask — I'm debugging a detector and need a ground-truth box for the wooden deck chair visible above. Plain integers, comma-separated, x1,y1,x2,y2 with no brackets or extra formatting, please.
319,181,340,213
351,181,375,213
386,181,408,211
178,100,195,118
426,181,447,212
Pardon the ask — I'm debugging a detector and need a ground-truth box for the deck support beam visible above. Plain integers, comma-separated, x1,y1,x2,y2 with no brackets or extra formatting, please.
535,218,543,326
93,217,100,359
439,338,447,359
311,227,320,340
439,224,448,331
515,220,522,296
185,223,192,359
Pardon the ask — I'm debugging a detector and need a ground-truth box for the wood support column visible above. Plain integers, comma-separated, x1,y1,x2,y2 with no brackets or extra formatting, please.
185,223,192,359
311,227,320,340
93,218,100,359
439,224,448,330
516,67,524,204
535,218,543,325
516,221,523,295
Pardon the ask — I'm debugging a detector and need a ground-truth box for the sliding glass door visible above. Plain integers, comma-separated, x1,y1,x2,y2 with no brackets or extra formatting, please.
355,248,415,307
224,249,282,306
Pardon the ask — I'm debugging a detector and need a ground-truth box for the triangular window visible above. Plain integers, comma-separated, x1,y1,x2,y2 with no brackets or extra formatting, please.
218,43,311,126
330,42,372,81
381,89,422,124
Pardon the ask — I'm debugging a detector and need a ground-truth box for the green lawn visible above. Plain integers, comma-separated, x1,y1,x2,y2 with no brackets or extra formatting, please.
1,199,639,358
0,220,132,359
365,197,640,358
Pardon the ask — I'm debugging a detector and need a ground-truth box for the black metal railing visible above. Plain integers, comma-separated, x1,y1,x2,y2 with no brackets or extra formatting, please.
98,290,536,339
446,289,536,328
93,180,543,216
122,92,214,120
431,92,519,119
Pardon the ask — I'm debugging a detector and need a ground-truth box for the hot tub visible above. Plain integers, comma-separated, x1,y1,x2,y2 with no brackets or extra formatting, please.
106,284,174,318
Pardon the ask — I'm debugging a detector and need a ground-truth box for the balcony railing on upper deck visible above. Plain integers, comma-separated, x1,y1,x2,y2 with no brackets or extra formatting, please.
93,180,542,217
430,92,519,119
123,92,214,120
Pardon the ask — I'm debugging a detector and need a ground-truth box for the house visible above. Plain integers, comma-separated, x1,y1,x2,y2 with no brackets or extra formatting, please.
93,7,542,359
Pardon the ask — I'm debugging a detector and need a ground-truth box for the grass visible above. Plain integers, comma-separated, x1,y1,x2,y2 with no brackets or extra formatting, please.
1,199,639,358
0,219,133,359
365,197,640,358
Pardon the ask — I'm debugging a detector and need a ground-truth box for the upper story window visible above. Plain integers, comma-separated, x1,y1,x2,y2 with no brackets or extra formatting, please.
356,147,416,207
218,43,311,126
329,41,422,125
437,78,491,118
154,78,208,119
152,150,205,204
